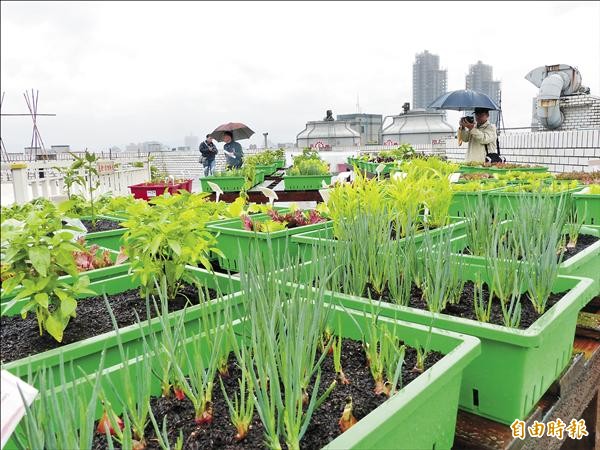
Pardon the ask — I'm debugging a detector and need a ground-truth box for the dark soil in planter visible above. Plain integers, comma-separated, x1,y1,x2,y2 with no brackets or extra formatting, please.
461,233,599,261
365,282,563,330
0,284,216,364
91,339,443,450
80,218,123,233
561,233,600,259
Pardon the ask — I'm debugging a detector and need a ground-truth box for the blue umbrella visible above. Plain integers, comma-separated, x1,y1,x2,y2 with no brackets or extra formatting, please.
428,89,500,111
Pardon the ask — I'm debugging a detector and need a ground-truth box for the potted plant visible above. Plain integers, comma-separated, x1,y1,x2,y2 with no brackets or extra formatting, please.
207,206,330,271
450,194,600,296
448,179,507,217
200,166,261,193
128,176,193,201
488,179,581,220
283,149,332,191
291,210,596,425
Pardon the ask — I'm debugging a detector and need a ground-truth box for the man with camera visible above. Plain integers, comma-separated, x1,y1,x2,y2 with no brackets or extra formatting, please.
459,107,498,163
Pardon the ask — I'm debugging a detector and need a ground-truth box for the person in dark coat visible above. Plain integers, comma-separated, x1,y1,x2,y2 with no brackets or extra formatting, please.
199,134,218,176
222,131,243,169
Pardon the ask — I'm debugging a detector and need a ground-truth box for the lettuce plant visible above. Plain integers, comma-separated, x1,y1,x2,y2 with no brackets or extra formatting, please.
241,208,327,232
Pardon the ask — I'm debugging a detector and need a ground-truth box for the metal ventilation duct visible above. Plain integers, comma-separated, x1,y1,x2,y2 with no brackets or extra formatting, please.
525,64,584,129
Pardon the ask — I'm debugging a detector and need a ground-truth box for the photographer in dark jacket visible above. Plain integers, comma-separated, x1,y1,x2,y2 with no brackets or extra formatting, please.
199,134,218,176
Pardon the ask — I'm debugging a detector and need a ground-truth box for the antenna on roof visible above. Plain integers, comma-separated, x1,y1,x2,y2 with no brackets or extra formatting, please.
356,93,361,114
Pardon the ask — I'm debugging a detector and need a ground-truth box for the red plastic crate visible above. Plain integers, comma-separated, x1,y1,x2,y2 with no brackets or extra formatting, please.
128,179,192,200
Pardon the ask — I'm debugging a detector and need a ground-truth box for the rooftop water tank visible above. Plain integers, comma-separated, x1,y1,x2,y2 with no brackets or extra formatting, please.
381,109,454,147
296,118,360,149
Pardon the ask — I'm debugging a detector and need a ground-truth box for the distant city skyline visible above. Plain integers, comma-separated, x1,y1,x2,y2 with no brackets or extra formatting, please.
412,50,447,111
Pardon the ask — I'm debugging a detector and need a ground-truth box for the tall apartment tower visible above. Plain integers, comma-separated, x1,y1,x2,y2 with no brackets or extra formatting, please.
465,60,502,125
412,50,447,110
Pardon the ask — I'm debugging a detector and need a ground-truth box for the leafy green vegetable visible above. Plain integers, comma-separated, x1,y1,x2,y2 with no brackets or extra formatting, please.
1,210,95,342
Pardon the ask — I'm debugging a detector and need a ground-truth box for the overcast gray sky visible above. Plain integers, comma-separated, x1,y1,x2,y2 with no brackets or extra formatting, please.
1,1,599,152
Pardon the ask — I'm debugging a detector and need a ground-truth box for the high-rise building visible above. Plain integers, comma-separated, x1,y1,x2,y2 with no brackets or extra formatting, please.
465,60,502,125
336,113,383,145
412,50,447,110
184,133,199,152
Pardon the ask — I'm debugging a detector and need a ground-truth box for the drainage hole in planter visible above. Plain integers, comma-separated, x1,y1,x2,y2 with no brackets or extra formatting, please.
472,389,479,407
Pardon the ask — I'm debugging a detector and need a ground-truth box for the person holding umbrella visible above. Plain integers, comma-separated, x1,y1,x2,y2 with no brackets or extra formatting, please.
222,131,244,169
428,89,501,164
459,108,498,163
211,122,254,169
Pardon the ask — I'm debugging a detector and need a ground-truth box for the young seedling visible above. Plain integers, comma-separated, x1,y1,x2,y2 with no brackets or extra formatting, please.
338,396,358,433
412,324,433,374
102,297,153,447
419,228,465,312
14,353,106,450
148,407,184,450
219,348,255,442
472,277,493,324
364,316,386,395
564,205,585,249
167,305,227,425
333,332,350,385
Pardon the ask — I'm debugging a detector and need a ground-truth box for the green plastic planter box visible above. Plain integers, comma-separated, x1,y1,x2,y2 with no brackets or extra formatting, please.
275,158,286,169
74,214,126,252
449,224,600,298
28,298,479,450
255,163,278,175
292,262,596,425
448,186,506,218
573,186,600,226
459,165,492,174
85,228,126,252
488,166,549,174
207,214,330,271
1,267,242,388
291,218,468,263
200,176,246,193
487,187,580,220
283,174,332,191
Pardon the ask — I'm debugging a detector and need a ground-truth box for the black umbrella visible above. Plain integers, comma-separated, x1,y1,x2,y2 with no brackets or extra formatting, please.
211,122,255,142
428,89,500,111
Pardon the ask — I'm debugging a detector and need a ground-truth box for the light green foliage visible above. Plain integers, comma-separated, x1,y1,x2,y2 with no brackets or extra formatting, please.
503,180,578,193
1,209,95,342
288,148,330,176
243,148,284,167
587,184,600,194
120,192,222,298
451,180,507,192
1,197,56,223
494,171,553,184
66,151,101,225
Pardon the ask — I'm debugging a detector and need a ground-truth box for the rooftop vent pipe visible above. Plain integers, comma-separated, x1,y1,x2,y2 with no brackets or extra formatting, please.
525,64,585,129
